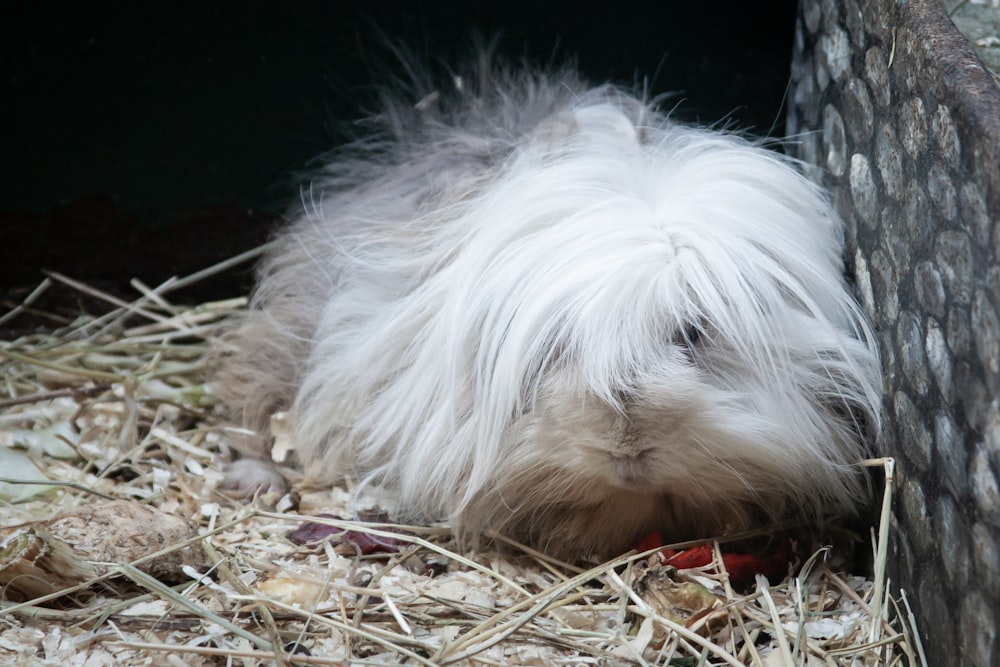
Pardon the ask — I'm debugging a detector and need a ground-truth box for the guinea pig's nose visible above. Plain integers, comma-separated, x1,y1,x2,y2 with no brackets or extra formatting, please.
610,443,648,462
608,446,658,488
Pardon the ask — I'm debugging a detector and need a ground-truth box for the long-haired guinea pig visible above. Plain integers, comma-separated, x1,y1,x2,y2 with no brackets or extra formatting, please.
216,57,883,559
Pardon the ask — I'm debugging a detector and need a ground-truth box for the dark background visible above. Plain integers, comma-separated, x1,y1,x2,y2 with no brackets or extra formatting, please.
1,0,798,308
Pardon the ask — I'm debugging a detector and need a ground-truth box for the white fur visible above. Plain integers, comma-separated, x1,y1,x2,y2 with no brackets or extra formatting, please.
218,64,882,558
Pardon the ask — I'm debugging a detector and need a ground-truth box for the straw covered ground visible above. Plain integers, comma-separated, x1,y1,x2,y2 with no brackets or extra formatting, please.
0,260,927,666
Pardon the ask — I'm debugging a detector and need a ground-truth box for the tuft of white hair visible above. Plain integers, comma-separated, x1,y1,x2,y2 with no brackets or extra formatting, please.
217,60,882,559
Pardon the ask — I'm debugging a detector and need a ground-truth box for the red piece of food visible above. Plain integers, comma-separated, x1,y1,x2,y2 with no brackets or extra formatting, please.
634,531,794,584
287,513,404,555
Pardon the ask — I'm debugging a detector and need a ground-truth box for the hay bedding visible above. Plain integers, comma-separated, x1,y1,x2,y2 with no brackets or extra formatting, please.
0,264,926,666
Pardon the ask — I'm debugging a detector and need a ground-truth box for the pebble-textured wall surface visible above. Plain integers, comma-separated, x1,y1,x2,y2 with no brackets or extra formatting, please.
788,1,1000,665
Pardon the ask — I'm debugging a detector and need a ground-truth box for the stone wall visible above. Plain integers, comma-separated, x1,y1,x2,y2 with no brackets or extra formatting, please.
787,1,1000,665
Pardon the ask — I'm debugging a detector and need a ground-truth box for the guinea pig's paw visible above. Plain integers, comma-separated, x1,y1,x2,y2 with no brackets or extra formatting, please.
219,458,289,498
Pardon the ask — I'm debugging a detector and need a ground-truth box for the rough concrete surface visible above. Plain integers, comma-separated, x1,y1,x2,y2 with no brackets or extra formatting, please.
789,1,1000,665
